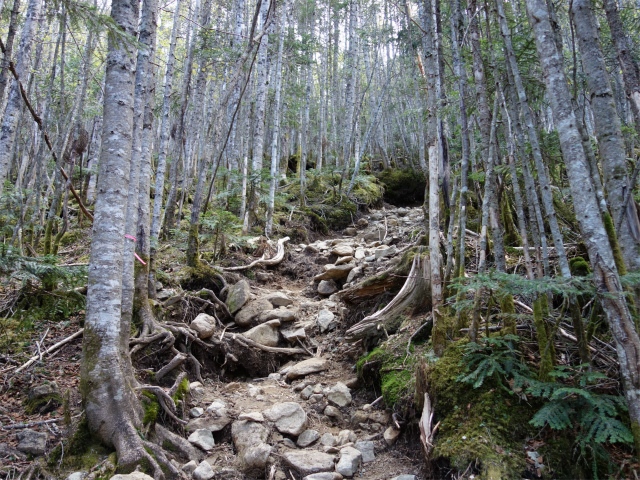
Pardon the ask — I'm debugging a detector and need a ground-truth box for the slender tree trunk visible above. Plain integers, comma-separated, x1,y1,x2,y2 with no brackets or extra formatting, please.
525,0,640,453
0,0,22,112
0,0,42,196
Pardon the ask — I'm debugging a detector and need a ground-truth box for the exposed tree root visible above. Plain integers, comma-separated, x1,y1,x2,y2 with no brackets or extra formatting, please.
345,249,431,343
222,236,290,271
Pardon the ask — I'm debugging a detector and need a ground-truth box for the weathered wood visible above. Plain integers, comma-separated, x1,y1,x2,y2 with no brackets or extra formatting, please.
222,236,290,271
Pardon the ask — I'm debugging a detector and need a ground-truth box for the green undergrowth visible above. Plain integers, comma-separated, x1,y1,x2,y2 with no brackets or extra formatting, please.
48,417,114,474
376,168,426,206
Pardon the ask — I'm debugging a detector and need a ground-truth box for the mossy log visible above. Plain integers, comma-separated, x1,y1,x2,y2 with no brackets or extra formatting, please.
345,249,431,343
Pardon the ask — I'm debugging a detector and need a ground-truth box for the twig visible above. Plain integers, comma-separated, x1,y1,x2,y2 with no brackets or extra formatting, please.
226,333,305,355
404,315,432,365
13,329,83,374
1,417,62,430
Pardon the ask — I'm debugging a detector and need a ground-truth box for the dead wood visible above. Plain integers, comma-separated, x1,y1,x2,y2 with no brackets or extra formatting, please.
222,236,290,271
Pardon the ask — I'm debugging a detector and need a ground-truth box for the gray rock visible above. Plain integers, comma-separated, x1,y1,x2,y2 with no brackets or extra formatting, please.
336,430,356,446
235,298,272,327
335,256,354,266
16,429,47,456
238,411,264,422
390,476,417,480
303,474,344,480
156,289,176,300
343,227,357,237
357,218,369,228
350,411,368,427
317,280,338,296
65,473,86,480
354,247,366,260
326,382,352,407
336,446,362,478
297,429,320,447
324,405,341,418
242,319,280,347
314,263,356,281
256,272,272,283
354,441,375,463
111,474,154,480
384,426,401,446
285,357,328,380
320,433,337,447
190,407,204,418
190,313,216,339
268,373,282,381
363,229,384,242
243,442,272,470
265,292,293,307
282,327,307,343
283,450,335,476
375,245,397,259
309,393,325,403
193,461,215,480
258,309,296,323
231,420,270,467
317,309,336,333
332,244,354,256
300,385,314,400
182,460,198,475
188,429,215,451
226,280,251,314
346,266,362,283
263,402,307,435
281,438,297,449
186,413,231,433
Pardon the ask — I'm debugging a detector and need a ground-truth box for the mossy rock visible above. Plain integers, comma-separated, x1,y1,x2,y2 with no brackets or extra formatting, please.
569,256,590,277
376,169,426,206
429,339,536,479
48,417,113,472
178,264,224,292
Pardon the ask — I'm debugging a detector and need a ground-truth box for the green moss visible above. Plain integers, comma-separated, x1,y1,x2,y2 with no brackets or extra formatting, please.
569,256,590,276
429,340,534,479
602,212,626,275
501,195,521,246
172,377,189,404
179,263,223,292
499,292,516,335
59,229,86,246
142,391,160,425
24,392,63,414
48,417,112,472
376,169,426,206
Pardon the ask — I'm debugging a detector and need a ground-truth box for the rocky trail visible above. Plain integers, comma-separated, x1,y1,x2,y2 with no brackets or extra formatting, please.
2,205,431,480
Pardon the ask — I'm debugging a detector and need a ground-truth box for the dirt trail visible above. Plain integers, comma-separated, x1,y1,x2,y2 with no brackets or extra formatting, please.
178,205,428,480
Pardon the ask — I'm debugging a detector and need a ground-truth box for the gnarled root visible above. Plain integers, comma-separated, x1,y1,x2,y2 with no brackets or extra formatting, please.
345,248,431,343
222,236,290,271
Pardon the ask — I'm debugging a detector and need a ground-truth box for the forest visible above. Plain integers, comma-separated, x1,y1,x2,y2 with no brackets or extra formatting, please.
1,0,640,478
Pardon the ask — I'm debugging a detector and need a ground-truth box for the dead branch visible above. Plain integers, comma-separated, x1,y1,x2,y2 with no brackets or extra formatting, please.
155,353,187,381
222,236,290,271
13,329,83,374
418,392,440,460
224,333,305,355
1,417,62,430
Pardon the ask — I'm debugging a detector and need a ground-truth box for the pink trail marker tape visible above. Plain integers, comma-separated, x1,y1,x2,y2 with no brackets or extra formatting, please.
125,235,147,265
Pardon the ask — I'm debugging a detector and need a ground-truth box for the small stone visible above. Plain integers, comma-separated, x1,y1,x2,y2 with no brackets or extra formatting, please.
317,280,338,296
263,402,307,435
390,476,417,480
336,430,356,446
193,461,215,480
354,247,366,260
226,280,251,314
242,320,280,347
313,263,356,281
350,411,368,427
356,218,369,228
374,245,397,259
258,309,296,322
286,357,328,380
320,432,337,447
368,410,391,425
324,405,341,418
305,244,320,253
326,382,352,407
206,400,227,415
265,292,294,307
235,298,273,327
65,473,85,480
346,266,362,283
111,474,154,480
317,309,336,332
281,438,297,449
238,412,264,422
243,442,272,469
336,446,362,477
283,327,307,343
300,385,314,400
309,393,325,403
256,272,272,283
384,426,401,446
354,441,375,463
268,373,282,381
283,450,335,476
343,227,357,236
190,407,204,418
313,384,324,394
188,429,215,451
332,244,354,256
16,429,47,456
190,313,216,339
182,460,198,475
297,429,320,447
232,420,270,454
304,474,344,480
335,255,354,266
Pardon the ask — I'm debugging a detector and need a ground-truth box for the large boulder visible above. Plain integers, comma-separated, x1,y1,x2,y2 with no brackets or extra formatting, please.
226,280,251,314
285,358,328,380
190,313,216,339
263,402,307,435
234,298,273,327
242,320,280,347
231,420,271,471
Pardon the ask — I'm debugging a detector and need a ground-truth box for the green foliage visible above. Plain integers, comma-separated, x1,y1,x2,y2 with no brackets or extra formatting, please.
375,168,425,206
200,209,243,261
569,256,591,276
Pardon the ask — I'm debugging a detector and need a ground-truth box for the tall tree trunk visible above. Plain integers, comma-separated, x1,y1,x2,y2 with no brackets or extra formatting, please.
0,0,22,112
0,0,42,196
525,0,640,453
